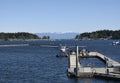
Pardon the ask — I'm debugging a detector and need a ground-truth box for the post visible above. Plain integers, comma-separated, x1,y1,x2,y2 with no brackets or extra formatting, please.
76,45,79,77
105,58,108,74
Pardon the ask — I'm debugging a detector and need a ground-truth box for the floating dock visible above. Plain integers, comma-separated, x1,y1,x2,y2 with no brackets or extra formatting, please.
67,46,120,80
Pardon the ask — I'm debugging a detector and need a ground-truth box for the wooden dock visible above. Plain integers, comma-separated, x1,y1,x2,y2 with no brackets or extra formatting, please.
67,47,120,80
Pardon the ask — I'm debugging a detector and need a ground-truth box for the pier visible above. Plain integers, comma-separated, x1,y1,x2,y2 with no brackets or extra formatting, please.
67,46,120,80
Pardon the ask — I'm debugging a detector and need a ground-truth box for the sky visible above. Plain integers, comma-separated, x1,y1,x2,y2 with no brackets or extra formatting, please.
0,0,120,33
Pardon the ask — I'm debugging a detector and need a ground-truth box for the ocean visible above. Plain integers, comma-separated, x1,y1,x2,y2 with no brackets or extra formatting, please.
0,40,119,83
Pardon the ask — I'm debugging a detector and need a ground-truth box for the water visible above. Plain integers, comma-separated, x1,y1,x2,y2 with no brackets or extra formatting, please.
0,40,119,83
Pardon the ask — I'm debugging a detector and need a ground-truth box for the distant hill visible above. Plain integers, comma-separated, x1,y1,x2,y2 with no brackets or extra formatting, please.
0,32,40,40
36,32,79,39
75,30,120,40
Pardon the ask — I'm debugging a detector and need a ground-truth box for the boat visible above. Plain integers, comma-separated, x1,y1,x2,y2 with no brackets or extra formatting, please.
112,41,120,45
56,45,69,57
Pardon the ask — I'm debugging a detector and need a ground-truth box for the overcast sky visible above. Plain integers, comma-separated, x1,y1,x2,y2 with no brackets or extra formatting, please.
0,0,120,33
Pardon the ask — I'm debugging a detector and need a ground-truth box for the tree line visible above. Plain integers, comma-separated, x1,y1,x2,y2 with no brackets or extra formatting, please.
75,30,120,40
0,32,50,40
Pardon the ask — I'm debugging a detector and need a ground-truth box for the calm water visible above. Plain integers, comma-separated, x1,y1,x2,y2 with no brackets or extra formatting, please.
0,40,119,83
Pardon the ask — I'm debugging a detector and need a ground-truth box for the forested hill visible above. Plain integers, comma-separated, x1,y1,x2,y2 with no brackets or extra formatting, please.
0,32,44,40
75,30,120,40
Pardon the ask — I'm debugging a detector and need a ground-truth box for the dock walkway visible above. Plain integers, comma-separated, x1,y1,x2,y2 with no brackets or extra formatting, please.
83,52,120,67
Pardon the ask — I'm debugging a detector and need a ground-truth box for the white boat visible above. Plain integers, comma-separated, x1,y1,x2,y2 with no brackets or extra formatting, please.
56,45,68,57
112,41,120,45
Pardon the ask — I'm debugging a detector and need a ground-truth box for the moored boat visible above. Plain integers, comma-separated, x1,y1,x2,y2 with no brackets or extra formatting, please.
112,41,120,45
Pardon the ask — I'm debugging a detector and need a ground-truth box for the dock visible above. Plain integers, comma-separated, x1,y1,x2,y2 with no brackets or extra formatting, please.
81,52,120,67
67,46,120,80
